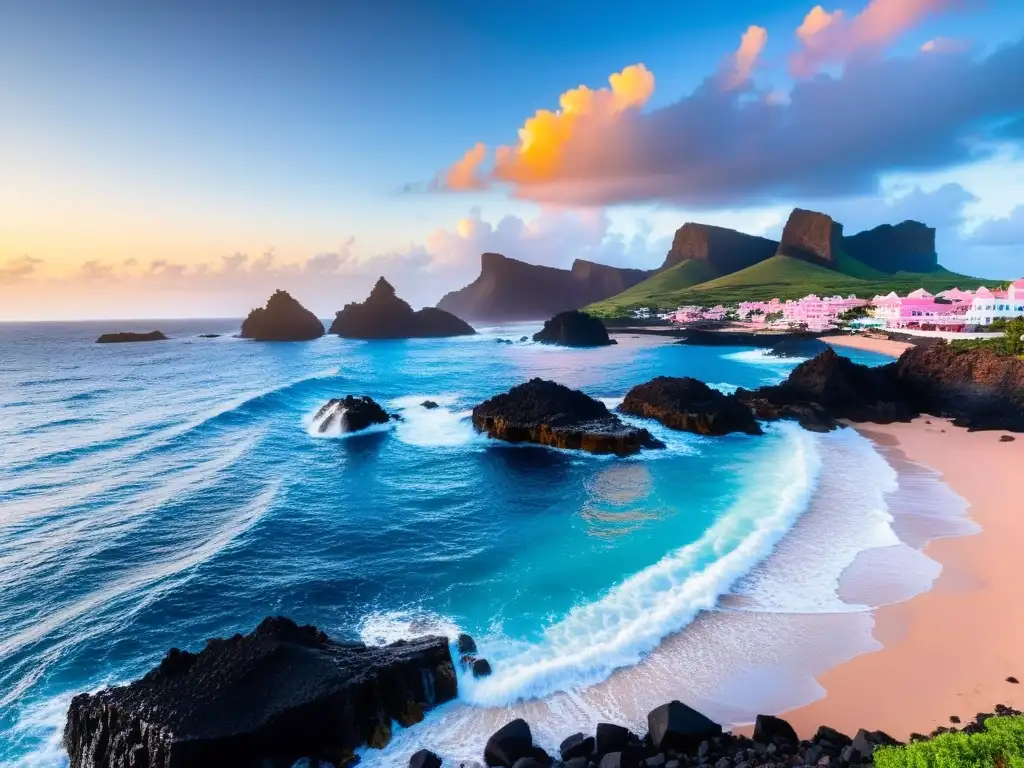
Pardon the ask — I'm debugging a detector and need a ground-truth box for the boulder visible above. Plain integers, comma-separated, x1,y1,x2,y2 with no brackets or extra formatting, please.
1001,435,1016,442
485,719,535,767
96,330,168,343
313,395,392,434
532,310,615,347
596,722,632,756
472,378,664,456
240,290,324,341
620,377,763,436
559,733,595,761
472,658,492,678
850,728,901,759
776,208,843,266
330,277,475,339
753,714,798,746
63,617,457,768
457,633,477,654
410,749,444,768
422,400,441,409
647,701,723,753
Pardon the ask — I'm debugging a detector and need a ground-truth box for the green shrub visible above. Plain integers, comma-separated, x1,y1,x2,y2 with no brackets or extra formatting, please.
873,716,1024,768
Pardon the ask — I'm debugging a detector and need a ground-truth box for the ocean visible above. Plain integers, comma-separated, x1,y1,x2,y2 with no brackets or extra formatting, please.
0,321,976,766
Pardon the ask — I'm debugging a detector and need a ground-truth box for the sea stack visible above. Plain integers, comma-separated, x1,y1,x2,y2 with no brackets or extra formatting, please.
621,377,763,436
472,378,663,455
63,617,457,768
95,331,168,343
329,277,475,339
239,289,324,341
532,310,615,347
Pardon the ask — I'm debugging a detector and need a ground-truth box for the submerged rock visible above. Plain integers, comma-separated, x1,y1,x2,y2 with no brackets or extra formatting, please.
620,377,762,436
422,400,441,410
330,277,475,339
313,395,392,434
240,289,324,341
471,658,492,678
95,330,167,343
472,378,663,456
532,310,615,347
63,616,457,768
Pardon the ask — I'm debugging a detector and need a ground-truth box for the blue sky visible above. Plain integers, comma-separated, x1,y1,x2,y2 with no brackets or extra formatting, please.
1,0,1022,319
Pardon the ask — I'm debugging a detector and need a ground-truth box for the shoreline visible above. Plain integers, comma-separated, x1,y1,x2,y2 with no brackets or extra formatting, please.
781,418,1023,739
819,333,913,357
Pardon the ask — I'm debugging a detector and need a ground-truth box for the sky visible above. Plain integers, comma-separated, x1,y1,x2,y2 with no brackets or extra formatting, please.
1,0,1023,320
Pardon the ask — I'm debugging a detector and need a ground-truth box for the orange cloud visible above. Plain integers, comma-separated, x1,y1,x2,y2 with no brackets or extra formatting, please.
443,142,487,190
724,25,769,90
792,0,960,75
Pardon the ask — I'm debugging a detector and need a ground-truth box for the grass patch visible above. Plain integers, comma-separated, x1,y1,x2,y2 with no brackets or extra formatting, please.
874,716,1024,768
585,259,720,317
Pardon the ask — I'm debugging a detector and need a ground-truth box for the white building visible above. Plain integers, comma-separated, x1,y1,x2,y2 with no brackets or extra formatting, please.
964,280,1024,327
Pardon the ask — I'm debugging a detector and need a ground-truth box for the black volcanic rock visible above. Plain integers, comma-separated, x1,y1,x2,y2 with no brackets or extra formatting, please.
776,208,843,267
648,700,722,752
313,395,393,434
240,290,324,341
739,348,913,426
436,253,651,322
485,719,535,767
95,330,168,343
844,220,937,273
63,616,457,768
620,377,763,436
533,310,615,347
330,277,475,339
661,222,779,273
472,378,663,456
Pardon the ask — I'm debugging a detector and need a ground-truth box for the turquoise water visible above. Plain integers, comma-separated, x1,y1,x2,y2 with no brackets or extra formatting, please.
0,321,893,765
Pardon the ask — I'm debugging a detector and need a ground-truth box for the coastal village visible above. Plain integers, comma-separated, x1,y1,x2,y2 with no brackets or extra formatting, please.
635,278,1024,336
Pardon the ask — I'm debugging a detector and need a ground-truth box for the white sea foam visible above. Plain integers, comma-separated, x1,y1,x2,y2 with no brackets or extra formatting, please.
305,401,394,439
459,423,821,706
359,609,462,646
708,382,739,394
724,348,808,366
389,395,479,447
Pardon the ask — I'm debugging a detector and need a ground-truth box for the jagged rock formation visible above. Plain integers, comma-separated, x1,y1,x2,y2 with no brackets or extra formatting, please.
776,208,843,266
330,277,475,339
739,343,1024,432
533,310,615,347
436,253,651,322
621,377,764,436
472,378,664,456
313,395,394,434
661,223,779,273
240,290,325,341
63,617,457,768
95,331,168,343
844,220,938,273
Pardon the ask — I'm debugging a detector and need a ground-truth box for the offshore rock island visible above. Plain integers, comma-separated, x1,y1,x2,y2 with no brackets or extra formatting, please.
330,277,475,339
240,290,325,341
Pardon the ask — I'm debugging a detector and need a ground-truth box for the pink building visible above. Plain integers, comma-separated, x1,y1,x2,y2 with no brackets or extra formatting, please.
668,304,728,324
871,287,974,330
737,294,868,331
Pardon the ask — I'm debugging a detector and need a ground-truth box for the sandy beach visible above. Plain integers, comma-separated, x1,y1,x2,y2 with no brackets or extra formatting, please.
782,418,1024,739
819,333,914,357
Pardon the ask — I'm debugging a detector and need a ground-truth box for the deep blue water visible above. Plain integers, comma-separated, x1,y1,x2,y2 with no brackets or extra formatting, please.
0,320,893,766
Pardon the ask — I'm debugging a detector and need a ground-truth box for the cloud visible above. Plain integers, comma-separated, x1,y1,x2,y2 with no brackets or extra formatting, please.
442,143,487,191
79,260,115,280
433,32,1023,208
966,205,1024,246
920,36,971,54
724,26,769,90
0,255,43,282
791,0,962,76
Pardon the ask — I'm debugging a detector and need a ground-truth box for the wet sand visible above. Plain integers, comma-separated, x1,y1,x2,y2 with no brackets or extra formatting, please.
782,418,1024,739
819,334,913,357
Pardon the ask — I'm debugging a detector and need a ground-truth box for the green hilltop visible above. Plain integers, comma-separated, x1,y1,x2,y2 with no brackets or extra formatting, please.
585,253,999,318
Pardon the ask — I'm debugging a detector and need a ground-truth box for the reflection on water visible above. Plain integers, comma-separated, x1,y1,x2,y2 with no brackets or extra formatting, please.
580,463,667,538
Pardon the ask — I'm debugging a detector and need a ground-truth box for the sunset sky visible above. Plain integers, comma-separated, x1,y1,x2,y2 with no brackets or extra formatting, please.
2,0,1023,320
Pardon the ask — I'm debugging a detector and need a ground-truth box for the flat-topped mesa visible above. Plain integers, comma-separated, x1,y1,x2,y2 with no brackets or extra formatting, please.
63,617,457,768
95,330,168,343
240,289,325,341
532,310,615,347
843,220,938,273
661,223,779,273
776,208,843,267
472,378,664,455
436,253,652,322
330,277,475,339
621,376,763,436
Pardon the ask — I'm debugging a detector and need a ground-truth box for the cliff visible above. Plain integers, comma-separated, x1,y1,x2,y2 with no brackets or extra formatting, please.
240,290,324,341
776,208,843,267
843,220,938,273
436,253,651,322
661,223,779,273
330,278,475,339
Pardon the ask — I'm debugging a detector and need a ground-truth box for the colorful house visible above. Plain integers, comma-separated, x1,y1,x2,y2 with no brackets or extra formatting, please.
964,280,1024,327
